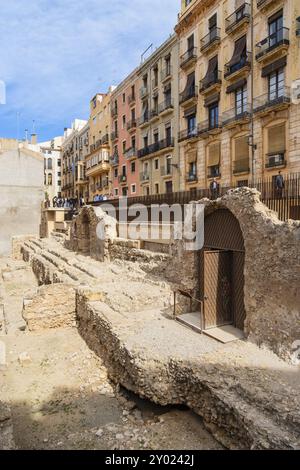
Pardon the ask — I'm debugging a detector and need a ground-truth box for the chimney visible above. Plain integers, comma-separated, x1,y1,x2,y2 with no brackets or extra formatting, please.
31,133,37,145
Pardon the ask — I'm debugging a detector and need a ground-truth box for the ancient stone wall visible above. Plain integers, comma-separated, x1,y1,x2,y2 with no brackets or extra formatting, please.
167,188,300,363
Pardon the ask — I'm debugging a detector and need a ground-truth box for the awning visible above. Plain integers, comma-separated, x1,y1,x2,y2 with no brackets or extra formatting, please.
204,92,220,107
235,136,249,161
203,56,218,82
227,35,246,67
268,124,286,154
183,72,195,94
226,78,247,94
207,142,220,166
184,105,197,117
261,57,287,77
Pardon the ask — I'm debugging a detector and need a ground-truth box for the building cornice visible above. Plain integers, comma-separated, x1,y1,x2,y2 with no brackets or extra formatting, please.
175,0,217,35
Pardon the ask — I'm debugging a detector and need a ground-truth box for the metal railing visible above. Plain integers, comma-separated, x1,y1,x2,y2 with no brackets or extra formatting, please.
225,3,250,33
233,158,250,174
253,87,291,113
111,107,118,118
207,165,221,178
255,27,289,60
110,153,119,166
140,86,149,99
124,147,137,159
140,172,150,182
265,153,286,169
222,104,251,126
111,131,119,141
128,93,136,105
137,112,149,126
179,85,198,104
178,127,198,142
150,108,159,120
224,52,251,78
200,71,222,92
186,172,198,182
137,138,174,158
180,47,197,67
257,0,276,9
198,119,222,134
158,99,174,114
200,27,221,51
127,119,137,131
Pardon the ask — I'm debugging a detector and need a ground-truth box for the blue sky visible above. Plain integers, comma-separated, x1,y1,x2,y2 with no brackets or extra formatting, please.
0,0,179,142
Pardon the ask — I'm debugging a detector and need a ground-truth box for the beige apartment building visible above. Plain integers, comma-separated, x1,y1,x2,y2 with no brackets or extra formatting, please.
137,34,180,195
176,0,300,191
76,123,90,202
85,91,113,201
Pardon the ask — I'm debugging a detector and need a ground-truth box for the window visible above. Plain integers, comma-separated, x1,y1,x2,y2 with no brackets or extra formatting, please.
155,183,159,194
57,172,61,177
208,103,219,129
154,159,159,170
131,136,136,150
131,161,136,173
122,93,126,104
58,180,61,187
122,140,126,153
131,184,136,194
207,142,221,177
235,85,247,115
165,181,173,193
267,123,286,158
122,165,126,177
187,34,194,51
153,131,159,143
268,69,284,100
165,126,172,145
57,160,61,167
47,158,52,170
114,168,118,178
234,135,249,173
268,10,283,48
122,115,126,129
47,174,52,186
143,135,148,148
166,156,172,175
187,114,196,136
114,188,119,197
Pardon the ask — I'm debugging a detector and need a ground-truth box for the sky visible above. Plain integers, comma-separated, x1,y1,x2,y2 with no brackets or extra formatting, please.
0,0,179,142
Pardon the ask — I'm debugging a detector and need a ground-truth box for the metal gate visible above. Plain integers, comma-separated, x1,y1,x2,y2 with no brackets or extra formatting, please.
203,250,232,329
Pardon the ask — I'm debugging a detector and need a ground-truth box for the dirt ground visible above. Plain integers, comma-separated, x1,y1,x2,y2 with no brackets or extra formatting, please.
0,258,222,450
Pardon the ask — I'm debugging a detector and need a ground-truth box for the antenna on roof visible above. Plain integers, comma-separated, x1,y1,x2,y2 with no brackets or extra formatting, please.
141,44,153,63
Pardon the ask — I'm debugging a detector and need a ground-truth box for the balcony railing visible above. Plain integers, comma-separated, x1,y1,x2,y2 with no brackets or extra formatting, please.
118,174,127,184
152,77,159,89
233,158,250,174
111,107,118,118
140,172,150,182
207,165,221,178
198,119,222,135
224,53,251,78
199,71,222,92
110,153,119,166
178,127,198,142
127,119,137,131
161,166,173,177
137,138,174,158
200,27,221,51
225,3,250,33
137,112,149,127
158,99,174,114
101,134,109,145
265,153,286,169
253,87,291,113
180,47,197,67
150,108,159,120
222,104,251,126
111,131,119,141
161,66,172,81
179,85,198,104
128,93,136,105
255,27,289,60
140,86,149,99
186,172,198,183
257,0,277,9
124,147,137,160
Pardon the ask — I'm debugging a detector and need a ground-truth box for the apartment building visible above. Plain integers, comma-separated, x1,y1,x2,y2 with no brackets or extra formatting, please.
41,136,63,202
136,35,180,196
61,119,87,199
76,122,89,202
110,70,140,198
176,0,300,191
85,91,112,201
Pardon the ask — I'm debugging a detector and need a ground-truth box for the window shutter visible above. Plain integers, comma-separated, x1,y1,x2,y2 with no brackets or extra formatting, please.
268,124,285,154
235,136,249,161
187,150,197,163
208,142,220,166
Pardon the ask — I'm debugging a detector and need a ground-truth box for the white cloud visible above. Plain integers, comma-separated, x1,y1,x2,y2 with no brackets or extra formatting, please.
0,0,179,138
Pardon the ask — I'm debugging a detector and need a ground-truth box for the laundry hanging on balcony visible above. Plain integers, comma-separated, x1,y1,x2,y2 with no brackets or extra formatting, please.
227,35,247,68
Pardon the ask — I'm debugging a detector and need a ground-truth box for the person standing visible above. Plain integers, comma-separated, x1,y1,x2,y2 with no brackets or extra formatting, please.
210,178,219,200
275,171,285,198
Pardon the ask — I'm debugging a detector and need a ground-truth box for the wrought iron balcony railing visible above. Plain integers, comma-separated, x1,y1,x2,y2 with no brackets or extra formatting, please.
222,104,251,126
233,158,250,174
186,172,198,183
225,3,250,33
150,108,159,120
137,112,149,126
128,93,136,105
127,119,137,131
224,52,251,78
137,138,174,158
158,99,174,114
199,71,222,92
179,85,198,104
178,127,198,142
180,47,197,67
198,119,222,134
253,87,291,113
200,27,221,51
124,147,137,160
111,131,119,141
255,27,289,60
110,153,119,166
265,153,286,169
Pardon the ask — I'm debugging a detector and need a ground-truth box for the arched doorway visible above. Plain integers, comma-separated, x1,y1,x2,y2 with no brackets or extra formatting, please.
199,208,246,331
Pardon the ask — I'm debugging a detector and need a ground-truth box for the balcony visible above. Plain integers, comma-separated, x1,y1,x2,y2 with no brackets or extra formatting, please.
224,53,251,80
111,131,119,142
137,112,149,128
118,174,127,184
137,138,174,158
222,105,251,127
225,3,250,35
161,165,173,177
207,165,221,179
101,134,109,145
178,127,198,142
110,153,119,166
233,158,250,175
128,93,136,105
90,144,96,153
257,0,278,11
297,17,300,37
198,119,222,136
253,87,291,115
265,153,286,169
150,108,159,121
111,107,118,119
179,85,198,105
186,172,198,183
255,28,289,62
161,66,172,82
199,71,222,93
180,47,197,69
140,172,150,183
200,28,221,53
124,147,137,160
152,78,159,90
158,99,174,115
127,119,137,132
86,159,110,177
140,86,149,99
